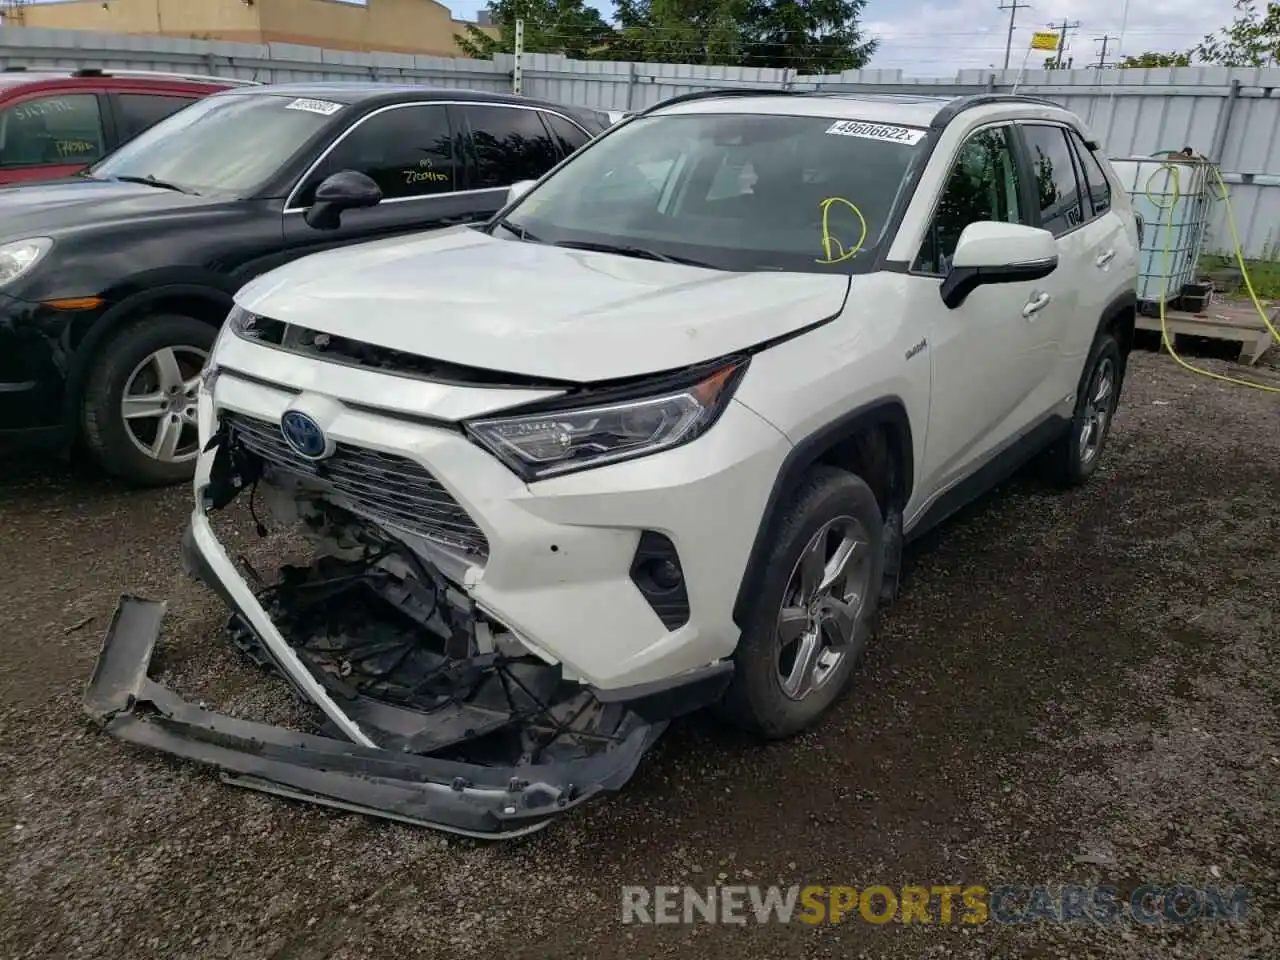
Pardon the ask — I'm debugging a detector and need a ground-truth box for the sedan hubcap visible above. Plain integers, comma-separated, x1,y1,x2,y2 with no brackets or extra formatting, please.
121,346,207,464
1078,356,1115,465
775,515,874,702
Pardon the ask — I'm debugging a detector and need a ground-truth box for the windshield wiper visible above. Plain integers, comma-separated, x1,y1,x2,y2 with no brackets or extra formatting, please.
493,217,539,243
550,240,715,268
113,174,193,195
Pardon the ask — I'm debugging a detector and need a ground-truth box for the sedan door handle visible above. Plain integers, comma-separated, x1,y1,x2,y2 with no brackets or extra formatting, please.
1022,291,1052,318
1095,249,1116,268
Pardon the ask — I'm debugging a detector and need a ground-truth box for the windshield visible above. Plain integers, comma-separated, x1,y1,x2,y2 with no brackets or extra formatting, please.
89,92,343,196
498,112,926,273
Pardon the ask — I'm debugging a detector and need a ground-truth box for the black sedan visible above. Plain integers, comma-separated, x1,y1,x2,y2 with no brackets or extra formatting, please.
0,82,607,485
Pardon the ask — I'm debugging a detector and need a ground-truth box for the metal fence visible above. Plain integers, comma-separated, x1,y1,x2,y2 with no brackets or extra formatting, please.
4,25,1280,258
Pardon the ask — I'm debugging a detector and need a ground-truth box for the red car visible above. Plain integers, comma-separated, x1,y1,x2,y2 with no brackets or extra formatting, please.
0,67,256,186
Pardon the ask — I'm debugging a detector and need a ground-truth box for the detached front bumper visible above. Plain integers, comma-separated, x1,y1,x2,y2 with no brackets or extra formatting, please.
85,596,666,839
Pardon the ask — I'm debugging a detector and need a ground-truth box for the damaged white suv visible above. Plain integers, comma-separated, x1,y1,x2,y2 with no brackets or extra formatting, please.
86,90,1139,837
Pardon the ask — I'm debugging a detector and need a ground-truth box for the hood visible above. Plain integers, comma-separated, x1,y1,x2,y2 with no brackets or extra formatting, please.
235,227,850,382
0,177,219,239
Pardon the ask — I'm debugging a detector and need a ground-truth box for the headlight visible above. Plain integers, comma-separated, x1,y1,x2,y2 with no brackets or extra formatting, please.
465,357,748,481
0,238,53,288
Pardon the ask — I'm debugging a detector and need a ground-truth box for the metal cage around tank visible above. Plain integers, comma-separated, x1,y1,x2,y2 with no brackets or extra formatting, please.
1109,154,1217,309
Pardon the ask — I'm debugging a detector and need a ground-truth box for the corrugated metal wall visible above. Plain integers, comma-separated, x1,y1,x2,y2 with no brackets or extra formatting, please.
4,27,1280,258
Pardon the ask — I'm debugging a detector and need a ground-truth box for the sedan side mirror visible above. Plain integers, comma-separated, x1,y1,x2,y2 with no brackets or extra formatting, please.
507,179,536,205
939,222,1058,309
304,170,383,230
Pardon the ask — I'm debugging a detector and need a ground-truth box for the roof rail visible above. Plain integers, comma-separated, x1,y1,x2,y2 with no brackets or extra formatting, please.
929,92,1065,129
2,65,28,72
69,67,260,86
639,87,802,116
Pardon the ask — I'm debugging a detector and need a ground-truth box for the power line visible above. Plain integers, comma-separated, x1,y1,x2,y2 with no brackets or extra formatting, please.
997,0,1033,71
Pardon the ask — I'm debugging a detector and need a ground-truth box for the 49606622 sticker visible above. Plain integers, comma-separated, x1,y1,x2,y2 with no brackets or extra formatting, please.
285,98,345,117
825,120,926,145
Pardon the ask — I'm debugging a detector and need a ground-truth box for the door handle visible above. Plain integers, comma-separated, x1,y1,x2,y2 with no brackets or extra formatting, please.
1095,249,1116,268
1022,291,1051,318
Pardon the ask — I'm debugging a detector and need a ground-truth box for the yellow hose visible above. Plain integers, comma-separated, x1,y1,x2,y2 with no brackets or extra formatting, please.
1144,160,1280,392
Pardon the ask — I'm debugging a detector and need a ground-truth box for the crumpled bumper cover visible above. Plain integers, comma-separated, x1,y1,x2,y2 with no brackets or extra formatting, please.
84,596,666,839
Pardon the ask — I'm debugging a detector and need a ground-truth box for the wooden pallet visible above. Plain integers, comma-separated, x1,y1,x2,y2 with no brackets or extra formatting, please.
1135,298,1279,365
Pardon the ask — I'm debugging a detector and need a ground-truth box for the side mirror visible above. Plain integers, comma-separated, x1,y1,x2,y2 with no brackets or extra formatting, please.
939,222,1058,309
507,179,536,205
304,170,383,230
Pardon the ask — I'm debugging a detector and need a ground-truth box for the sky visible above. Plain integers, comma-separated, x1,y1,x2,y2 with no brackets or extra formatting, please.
443,0,1245,76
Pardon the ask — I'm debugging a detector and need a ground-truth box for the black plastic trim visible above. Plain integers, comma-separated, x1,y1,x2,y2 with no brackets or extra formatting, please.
590,661,733,723
939,256,1058,309
929,93,1067,130
904,413,1068,543
629,531,691,631
731,397,914,627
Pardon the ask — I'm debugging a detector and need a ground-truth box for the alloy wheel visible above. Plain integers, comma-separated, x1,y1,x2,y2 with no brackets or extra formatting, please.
1078,355,1115,466
775,515,874,702
120,345,207,464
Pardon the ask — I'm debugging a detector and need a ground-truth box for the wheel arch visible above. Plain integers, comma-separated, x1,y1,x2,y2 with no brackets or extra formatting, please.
62,283,235,429
732,397,915,628
1097,289,1137,359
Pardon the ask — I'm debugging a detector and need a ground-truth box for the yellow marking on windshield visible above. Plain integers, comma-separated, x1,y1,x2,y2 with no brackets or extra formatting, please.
816,197,868,265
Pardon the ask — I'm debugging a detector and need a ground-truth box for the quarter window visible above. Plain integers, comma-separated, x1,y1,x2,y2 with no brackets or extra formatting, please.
0,93,105,168
1066,128,1111,217
297,104,458,205
916,125,1024,275
463,104,561,189
542,111,591,157
1020,124,1086,235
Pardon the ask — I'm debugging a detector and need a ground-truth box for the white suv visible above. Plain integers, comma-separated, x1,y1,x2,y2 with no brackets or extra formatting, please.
86,91,1139,837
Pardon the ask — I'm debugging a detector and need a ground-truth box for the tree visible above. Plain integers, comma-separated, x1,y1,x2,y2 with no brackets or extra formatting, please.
1195,0,1280,66
1119,51,1193,68
607,0,745,65
454,0,613,60
737,0,878,72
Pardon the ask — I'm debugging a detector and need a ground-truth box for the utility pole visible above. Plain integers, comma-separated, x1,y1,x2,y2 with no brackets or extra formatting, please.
1052,18,1081,67
998,0,1033,71
1094,34,1114,68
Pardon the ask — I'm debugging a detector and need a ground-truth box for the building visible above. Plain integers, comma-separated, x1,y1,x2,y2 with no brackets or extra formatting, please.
8,0,499,59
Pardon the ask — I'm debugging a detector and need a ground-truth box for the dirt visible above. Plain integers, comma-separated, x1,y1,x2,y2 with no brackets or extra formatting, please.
1,341,1278,960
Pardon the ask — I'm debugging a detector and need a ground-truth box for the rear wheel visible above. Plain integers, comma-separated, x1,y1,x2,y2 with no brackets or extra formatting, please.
1046,331,1123,487
718,467,884,739
81,314,213,487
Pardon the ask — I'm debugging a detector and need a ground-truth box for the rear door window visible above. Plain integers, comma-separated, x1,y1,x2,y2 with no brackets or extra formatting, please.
1019,123,1087,235
462,104,562,189
0,93,105,167
114,93,198,142
1064,128,1112,217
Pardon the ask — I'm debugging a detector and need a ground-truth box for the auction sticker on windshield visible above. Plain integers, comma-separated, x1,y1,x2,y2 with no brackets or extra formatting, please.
825,120,926,145
285,98,344,116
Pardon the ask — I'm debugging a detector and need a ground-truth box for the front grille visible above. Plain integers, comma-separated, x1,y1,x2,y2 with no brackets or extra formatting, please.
223,412,490,559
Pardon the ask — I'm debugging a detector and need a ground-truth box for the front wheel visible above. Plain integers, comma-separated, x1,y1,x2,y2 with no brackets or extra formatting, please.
717,467,885,740
81,314,215,487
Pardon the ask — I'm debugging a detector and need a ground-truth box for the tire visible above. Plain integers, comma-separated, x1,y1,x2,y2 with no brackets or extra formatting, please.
717,466,885,740
81,313,216,487
1046,331,1124,487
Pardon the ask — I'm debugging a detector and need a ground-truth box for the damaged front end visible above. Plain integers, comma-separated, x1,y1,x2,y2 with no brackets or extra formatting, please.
83,416,679,838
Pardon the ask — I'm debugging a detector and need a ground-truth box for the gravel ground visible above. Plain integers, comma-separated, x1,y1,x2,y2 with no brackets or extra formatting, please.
1,342,1277,960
